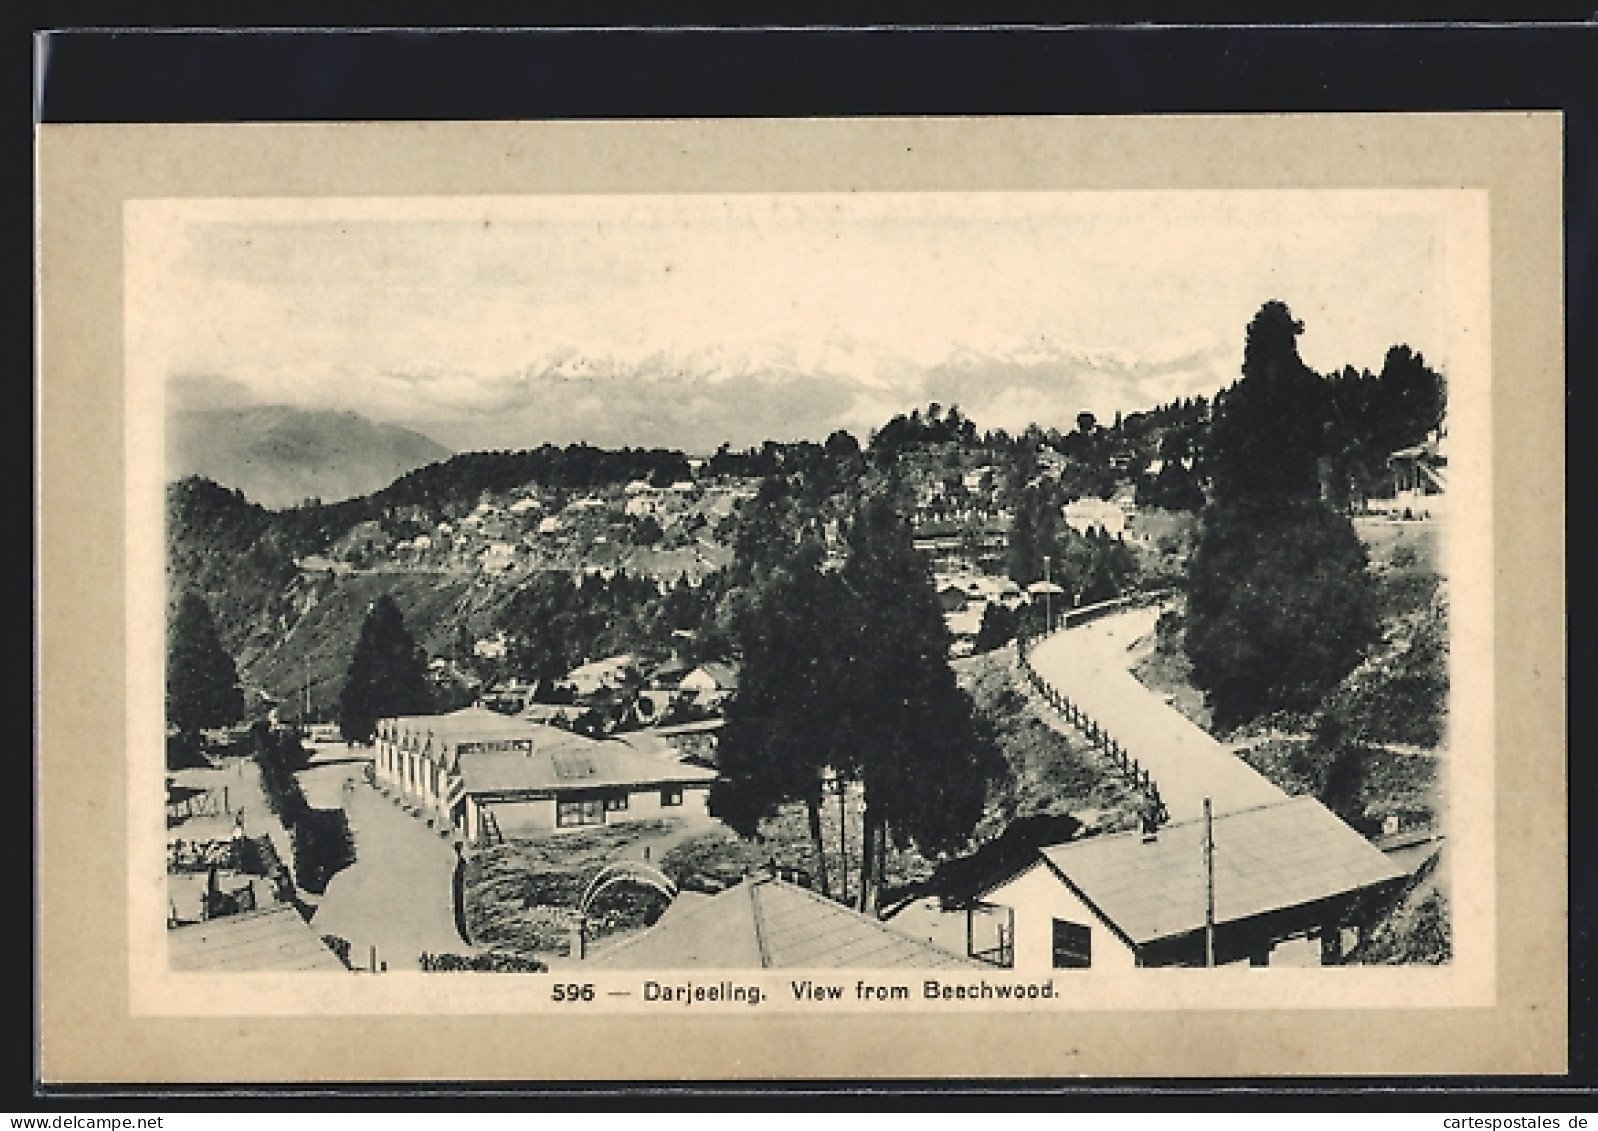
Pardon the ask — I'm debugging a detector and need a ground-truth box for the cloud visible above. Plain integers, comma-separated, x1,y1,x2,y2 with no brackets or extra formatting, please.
405,368,863,454
167,374,258,412
135,192,1460,452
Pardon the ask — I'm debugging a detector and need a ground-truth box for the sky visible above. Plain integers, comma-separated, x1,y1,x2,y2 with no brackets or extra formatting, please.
131,191,1464,454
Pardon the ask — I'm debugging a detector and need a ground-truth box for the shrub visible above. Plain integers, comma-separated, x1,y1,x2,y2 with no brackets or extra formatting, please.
419,951,548,973
321,934,353,969
252,726,355,895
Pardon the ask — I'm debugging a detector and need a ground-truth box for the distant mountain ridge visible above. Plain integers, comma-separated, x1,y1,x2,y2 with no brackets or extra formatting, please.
167,405,452,509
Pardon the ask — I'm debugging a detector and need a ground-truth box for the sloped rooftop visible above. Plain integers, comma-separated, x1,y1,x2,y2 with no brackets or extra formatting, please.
1028,796,1405,946
167,905,348,973
457,734,717,796
590,875,983,970
386,706,551,746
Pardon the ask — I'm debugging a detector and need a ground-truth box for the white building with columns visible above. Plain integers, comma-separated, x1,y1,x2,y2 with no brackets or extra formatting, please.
373,706,717,842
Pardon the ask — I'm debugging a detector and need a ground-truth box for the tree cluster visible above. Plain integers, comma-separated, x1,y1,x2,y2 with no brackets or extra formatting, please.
166,589,245,738
706,431,866,493
338,594,435,743
713,487,1004,914
1005,481,1139,602
1184,301,1384,731
868,403,980,466
494,569,734,688
251,722,355,894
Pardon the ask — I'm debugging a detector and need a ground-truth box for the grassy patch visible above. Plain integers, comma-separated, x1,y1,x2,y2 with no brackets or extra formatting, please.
1348,851,1452,965
463,821,676,957
1237,737,1441,834
956,648,1142,838
660,797,935,904
1127,605,1212,731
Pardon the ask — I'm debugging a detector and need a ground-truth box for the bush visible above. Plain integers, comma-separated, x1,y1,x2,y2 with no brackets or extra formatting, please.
166,731,212,770
972,603,1018,654
252,726,355,895
1185,498,1381,731
419,951,549,973
321,934,353,969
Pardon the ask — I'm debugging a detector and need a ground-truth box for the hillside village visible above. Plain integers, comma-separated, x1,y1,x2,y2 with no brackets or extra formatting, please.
165,312,1452,976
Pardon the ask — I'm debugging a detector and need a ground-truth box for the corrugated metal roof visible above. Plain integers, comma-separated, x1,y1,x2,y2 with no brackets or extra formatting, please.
590,876,983,969
457,736,717,796
1032,797,1405,946
386,706,552,745
167,904,348,973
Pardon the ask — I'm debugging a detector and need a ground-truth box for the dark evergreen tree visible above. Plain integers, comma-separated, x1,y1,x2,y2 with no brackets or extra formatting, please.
338,594,434,743
1005,489,1040,585
167,590,245,735
973,601,1019,653
1185,498,1379,729
1202,300,1330,507
712,547,849,896
835,489,1004,913
1371,345,1446,454
1184,302,1381,730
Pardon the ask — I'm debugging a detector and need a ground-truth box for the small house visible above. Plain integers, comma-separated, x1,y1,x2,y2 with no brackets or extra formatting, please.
1063,496,1127,539
944,603,987,655
679,662,739,708
1377,434,1447,519
477,681,537,715
975,797,1404,970
566,654,641,698
168,904,348,972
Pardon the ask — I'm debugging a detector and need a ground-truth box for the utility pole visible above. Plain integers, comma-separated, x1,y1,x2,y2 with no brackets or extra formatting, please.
1203,797,1216,968
1043,555,1052,634
836,773,849,907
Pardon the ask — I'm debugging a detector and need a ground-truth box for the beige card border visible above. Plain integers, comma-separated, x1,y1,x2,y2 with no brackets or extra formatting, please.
37,115,1566,1082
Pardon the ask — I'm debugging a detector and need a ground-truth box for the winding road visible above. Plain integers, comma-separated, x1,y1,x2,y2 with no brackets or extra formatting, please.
308,772,470,970
1025,605,1288,823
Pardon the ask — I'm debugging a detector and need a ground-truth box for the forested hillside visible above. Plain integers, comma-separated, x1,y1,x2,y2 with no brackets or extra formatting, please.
167,406,451,509
167,309,1446,731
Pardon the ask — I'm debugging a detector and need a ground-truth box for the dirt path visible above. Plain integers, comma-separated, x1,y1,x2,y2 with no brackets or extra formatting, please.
1026,606,1288,823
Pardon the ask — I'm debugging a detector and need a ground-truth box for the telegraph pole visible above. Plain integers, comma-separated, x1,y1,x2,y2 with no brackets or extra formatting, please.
1043,555,1052,634
1203,797,1216,967
836,773,849,906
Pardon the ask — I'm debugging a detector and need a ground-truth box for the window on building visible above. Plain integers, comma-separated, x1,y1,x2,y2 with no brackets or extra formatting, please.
660,787,684,807
1052,919,1092,969
603,791,629,812
556,798,604,828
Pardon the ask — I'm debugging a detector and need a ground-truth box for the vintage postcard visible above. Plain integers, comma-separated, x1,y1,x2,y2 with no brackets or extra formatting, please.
38,115,1566,1081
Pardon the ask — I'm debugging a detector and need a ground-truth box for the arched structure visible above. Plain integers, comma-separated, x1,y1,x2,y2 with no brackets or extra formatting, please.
578,861,678,917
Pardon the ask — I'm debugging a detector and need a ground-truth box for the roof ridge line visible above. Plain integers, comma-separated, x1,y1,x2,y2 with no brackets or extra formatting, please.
584,883,727,963
1067,795,1313,845
748,878,774,968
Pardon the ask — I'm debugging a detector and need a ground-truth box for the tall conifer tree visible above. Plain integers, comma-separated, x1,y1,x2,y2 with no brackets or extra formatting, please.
1185,302,1381,729
339,594,434,743
167,590,244,734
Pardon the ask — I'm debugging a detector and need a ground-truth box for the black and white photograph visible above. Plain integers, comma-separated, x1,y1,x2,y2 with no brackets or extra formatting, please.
34,107,1567,1083
133,186,1487,994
